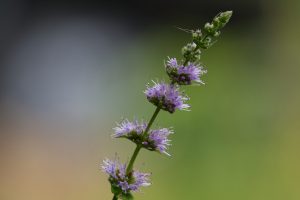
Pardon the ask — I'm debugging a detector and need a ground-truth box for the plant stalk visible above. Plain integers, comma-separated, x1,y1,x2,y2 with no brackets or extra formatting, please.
125,106,161,175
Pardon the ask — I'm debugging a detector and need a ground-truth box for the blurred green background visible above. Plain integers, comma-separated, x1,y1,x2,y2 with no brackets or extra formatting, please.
0,0,300,200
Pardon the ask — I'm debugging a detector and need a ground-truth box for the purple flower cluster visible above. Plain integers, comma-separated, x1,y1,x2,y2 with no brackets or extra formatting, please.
146,128,173,156
166,57,207,85
145,81,190,113
113,120,173,156
102,159,151,193
113,119,146,138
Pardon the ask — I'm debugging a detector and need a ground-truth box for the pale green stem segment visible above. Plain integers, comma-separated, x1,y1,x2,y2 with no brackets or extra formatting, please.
125,106,161,175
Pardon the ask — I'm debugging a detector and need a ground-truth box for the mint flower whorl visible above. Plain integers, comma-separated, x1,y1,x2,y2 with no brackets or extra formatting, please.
113,120,147,146
102,159,151,195
113,119,147,138
113,120,173,156
145,82,190,113
166,58,207,85
146,128,173,156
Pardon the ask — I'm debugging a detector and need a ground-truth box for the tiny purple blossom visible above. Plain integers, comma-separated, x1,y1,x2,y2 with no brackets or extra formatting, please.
166,57,207,85
102,159,118,179
145,81,190,113
167,57,178,68
101,159,151,193
131,171,151,189
113,119,147,138
148,128,173,156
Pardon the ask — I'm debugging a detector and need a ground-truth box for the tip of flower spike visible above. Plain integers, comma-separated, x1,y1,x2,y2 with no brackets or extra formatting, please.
220,11,233,23
214,10,233,27
223,10,233,17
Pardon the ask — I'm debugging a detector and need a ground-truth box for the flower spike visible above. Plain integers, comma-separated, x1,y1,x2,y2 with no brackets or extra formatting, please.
102,10,232,199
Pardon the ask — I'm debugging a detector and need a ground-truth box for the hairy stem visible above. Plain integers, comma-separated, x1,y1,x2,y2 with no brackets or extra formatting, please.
126,106,161,175
143,106,161,138
126,145,142,175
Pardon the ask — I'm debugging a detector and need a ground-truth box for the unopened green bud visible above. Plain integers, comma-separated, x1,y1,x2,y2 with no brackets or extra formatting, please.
213,31,221,37
191,42,197,49
182,42,198,60
192,29,202,40
215,11,232,29
204,23,214,33
181,46,188,55
219,11,233,23
204,36,212,43
185,42,196,51
212,18,220,27
194,49,201,60
201,36,212,49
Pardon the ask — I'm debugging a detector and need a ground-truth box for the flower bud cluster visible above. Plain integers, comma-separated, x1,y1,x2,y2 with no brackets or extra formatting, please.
192,11,233,49
182,42,201,62
192,29,202,41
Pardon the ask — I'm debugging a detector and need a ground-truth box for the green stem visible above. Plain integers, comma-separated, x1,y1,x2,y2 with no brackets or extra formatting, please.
126,106,161,175
143,106,161,138
113,194,118,200
126,145,142,174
